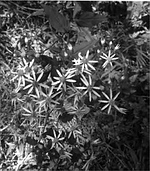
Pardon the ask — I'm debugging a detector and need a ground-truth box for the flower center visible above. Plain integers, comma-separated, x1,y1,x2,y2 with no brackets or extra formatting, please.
60,76,65,83
32,80,39,87
87,85,93,92
18,69,24,76
109,99,115,106
53,137,59,144
82,58,88,64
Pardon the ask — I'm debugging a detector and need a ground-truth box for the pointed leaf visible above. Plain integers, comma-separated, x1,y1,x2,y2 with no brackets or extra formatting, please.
75,12,107,28
73,2,81,18
73,39,97,56
31,9,44,16
43,5,70,33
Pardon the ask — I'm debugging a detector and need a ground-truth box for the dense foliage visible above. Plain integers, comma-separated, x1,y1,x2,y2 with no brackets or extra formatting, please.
0,1,149,171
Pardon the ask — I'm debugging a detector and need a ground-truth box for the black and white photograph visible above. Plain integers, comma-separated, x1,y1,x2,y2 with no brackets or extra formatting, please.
0,1,149,171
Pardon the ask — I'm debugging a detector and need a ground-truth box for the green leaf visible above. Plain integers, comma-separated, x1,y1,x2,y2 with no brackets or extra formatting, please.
73,2,81,19
0,2,9,8
128,147,139,167
31,9,44,16
101,65,116,79
129,74,138,83
75,12,107,28
76,106,90,121
73,39,97,56
26,136,38,145
43,5,70,33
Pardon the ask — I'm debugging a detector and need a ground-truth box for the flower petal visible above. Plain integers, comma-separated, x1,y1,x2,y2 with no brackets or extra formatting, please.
92,90,100,97
102,92,110,100
101,104,109,111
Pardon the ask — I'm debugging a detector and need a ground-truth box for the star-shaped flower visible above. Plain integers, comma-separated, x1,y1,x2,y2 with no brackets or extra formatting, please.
46,129,65,149
52,68,76,91
100,49,118,68
37,86,60,112
23,69,49,97
11,58,34,90
76,50,98,73
76,74,101,101
69,62,91,76
99,88,126,114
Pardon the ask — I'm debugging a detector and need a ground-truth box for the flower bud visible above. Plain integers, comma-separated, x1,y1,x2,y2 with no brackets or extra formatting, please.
109,41,113,46
101,38,105,45
114,44,120,51
64,51,68,57
97,49,100,53
68,43,73,51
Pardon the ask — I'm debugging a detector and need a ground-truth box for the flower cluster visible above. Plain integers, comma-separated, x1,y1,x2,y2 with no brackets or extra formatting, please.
11,44,126,117
9,40,127,170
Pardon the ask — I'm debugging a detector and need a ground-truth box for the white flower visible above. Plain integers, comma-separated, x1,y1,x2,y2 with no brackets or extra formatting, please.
46,129,65,149
69,63,91,76
11,58,34,90
52,68,76,91
76,74,101,102
78,50,98,72
99,88,126,114
100,49,118,68
37,86,60,112
23,69,49,97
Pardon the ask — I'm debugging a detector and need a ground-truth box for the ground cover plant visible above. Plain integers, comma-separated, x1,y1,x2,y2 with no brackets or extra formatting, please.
0,1,149,171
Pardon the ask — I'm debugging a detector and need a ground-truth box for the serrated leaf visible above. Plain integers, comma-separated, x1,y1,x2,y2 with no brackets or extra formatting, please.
75,12,107,28
43,5,70,33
